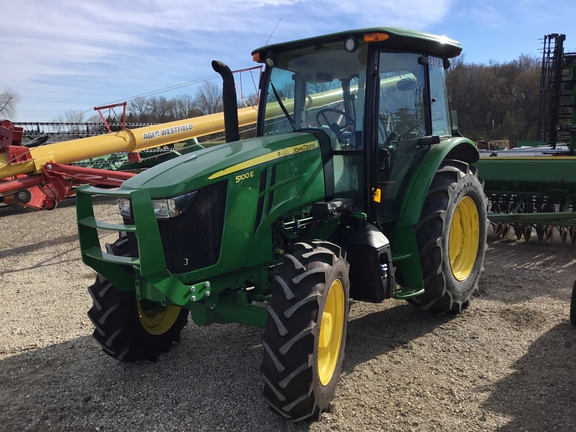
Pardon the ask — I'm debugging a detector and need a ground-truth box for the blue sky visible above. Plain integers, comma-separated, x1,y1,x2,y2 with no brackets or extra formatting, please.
5,0,576,121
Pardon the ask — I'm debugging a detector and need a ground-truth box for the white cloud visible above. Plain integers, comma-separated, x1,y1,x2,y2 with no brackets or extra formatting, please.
4,0,453,120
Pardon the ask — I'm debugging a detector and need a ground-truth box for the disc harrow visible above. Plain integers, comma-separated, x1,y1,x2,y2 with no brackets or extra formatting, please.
477,33,576,246
486,192,576,244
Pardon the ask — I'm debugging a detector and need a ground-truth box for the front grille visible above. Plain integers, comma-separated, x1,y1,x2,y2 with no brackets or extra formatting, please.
122,181,227,274
158,181,227,273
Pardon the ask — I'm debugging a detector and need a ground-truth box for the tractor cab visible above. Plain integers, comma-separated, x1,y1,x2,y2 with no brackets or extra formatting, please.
252,28,459,224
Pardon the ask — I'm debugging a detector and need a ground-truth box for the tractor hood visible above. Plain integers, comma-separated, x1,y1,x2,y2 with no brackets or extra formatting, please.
119,132,321,198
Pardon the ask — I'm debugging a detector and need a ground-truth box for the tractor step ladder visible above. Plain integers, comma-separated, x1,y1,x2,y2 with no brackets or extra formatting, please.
391,251,425,299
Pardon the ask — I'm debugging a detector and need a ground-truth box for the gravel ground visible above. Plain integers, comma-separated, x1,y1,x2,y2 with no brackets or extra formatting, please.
0,198,575,431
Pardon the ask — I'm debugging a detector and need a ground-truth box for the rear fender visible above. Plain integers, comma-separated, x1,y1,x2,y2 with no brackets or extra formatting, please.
389,138,478,290
397,138,478,228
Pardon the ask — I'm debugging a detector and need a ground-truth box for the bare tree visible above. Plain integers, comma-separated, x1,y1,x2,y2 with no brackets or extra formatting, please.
240,93,260,108
50,110,88,136
194,81,223,115
147,96,176,122
0,89,20,118
173,94,203,119
128,97,151,122
63,110,86,123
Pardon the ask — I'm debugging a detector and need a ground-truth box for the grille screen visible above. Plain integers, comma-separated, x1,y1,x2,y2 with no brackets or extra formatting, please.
158,181,227,273
123,181,227,274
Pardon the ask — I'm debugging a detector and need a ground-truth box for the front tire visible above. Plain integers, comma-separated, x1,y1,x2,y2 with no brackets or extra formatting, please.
261,241,350,421
408,160,487,314
87,235,189,362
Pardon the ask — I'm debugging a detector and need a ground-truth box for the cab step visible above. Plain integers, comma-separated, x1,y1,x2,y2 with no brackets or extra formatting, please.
394,286,425,299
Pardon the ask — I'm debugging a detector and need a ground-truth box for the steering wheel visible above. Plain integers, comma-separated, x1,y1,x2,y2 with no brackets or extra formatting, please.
316,108,356,140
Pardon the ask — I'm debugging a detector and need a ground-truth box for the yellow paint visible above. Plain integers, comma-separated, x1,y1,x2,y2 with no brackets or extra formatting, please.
449,196,480,281
137,303,182,335
0,107,258,178
235,170,255,183
208,141,318,180
1,75,402,179
318,278,345,386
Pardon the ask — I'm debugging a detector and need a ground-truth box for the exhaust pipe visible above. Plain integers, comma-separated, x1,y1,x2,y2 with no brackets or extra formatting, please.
212,60,240,143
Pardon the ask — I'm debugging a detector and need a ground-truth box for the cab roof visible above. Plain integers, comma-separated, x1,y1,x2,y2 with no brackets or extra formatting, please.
252,26,462,60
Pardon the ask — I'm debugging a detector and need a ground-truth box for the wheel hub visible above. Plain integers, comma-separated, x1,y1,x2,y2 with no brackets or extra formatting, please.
137,303,181,335
318,279,345,386
449,196,480,281
319,312,333,348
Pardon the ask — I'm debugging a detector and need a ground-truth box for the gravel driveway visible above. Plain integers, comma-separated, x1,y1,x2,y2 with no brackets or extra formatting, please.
1,199,575,431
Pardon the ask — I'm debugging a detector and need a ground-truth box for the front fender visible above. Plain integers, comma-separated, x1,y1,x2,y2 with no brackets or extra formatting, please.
396,137,478,228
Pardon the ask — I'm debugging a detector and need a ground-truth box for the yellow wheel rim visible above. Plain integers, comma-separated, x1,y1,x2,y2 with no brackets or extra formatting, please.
318,279,345,386
449,196,480,281
137,303,181,335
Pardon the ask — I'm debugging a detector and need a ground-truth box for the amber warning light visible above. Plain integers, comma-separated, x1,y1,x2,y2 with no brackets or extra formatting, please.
364,33,390,43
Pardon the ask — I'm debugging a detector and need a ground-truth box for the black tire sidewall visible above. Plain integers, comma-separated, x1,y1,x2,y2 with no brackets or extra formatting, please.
440,169,488,305
312,258,350,403
89,235,188,362
261,241,350,420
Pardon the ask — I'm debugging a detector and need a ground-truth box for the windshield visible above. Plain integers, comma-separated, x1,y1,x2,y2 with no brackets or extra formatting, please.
259,44,440,219
261,43,368,149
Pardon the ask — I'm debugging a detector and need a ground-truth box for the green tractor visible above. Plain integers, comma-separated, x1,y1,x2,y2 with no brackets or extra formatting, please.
77,27,487,421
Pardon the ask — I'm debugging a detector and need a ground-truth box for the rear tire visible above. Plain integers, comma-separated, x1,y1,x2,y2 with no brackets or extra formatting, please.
261,241,350,421
87,235,189,362
408,160,487,314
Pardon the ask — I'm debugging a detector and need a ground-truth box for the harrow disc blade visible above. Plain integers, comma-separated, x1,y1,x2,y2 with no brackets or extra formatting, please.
536,225,545,243
523,225,532,241
560,227,568,244
494,222,503,238
546,225,554,243
514,224,523,240
501,223,510,239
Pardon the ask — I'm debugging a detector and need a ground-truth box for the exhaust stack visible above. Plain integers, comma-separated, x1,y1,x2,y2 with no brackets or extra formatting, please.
212,60,240,143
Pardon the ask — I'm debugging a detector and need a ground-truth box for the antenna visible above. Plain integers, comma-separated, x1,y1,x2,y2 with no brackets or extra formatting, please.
265,19,281,46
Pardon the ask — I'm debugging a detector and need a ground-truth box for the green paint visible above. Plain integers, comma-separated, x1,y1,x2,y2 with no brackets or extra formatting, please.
76,26,481,328
396,137,478,228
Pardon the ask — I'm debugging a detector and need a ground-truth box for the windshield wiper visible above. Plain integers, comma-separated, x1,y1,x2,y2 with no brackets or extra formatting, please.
270,81,296,131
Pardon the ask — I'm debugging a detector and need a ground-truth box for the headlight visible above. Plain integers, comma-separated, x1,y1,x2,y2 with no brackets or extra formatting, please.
151,191,198,219
117,198,132,218
117,191,198,219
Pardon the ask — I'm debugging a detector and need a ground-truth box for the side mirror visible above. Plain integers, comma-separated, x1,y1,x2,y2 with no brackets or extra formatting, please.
451,110,459,132
451,110,464,137
379,148,391,171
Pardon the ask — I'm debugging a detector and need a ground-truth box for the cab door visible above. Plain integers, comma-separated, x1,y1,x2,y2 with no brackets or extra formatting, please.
371,52,430,224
